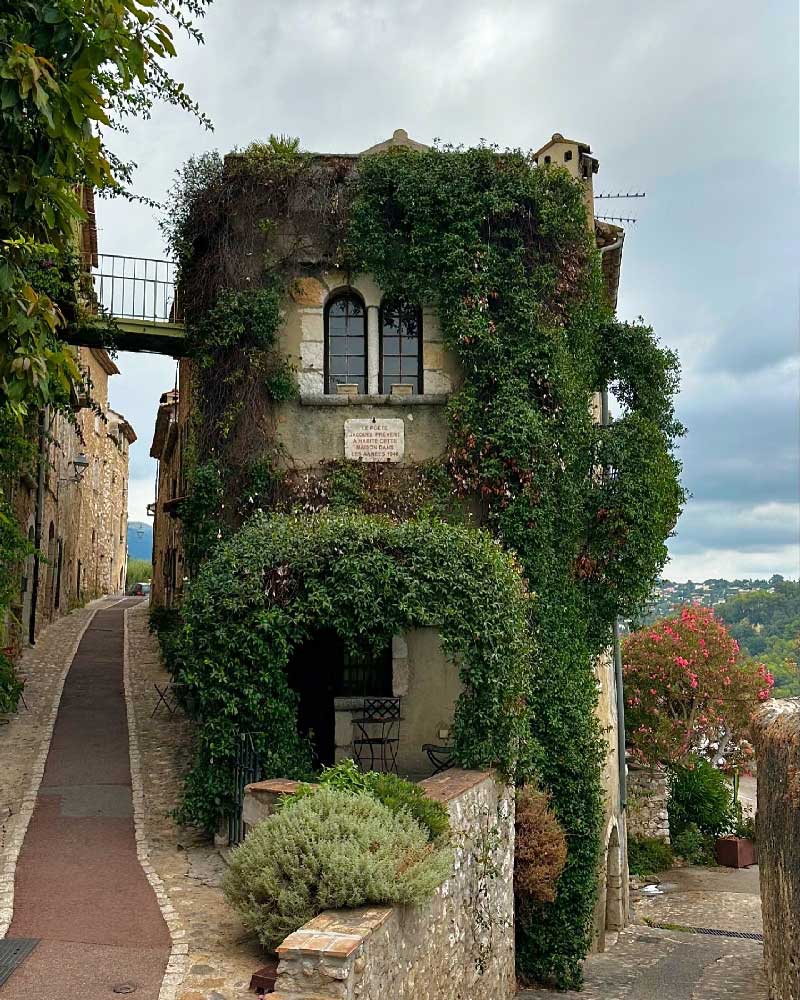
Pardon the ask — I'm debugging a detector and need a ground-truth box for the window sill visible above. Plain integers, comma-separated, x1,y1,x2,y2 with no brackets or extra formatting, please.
299,393,449,407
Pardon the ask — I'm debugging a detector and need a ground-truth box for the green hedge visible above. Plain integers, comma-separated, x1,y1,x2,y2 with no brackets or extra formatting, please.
167,512,537,832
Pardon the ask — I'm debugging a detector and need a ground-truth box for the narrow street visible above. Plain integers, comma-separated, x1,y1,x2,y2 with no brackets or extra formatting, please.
1,599,171,999
520,864,766,999
2,604,771,999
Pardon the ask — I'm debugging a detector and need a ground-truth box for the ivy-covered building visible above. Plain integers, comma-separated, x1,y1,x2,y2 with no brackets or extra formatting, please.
150,129,683,986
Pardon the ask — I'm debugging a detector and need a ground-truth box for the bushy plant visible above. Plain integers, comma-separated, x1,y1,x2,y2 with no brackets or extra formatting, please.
167,513,535,832
733,803,757,842
624,605,773,769
0,652,24,715
627,836,674,878
668,756,736,838
286,760,451,843
514,786,568,903
366,772,450,843
223,787,454,951
671,824,716,865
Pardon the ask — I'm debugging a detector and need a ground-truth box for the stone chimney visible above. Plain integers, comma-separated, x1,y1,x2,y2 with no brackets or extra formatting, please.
532,133,598,225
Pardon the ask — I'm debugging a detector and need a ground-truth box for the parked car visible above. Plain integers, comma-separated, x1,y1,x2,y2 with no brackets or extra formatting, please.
130,582,151,597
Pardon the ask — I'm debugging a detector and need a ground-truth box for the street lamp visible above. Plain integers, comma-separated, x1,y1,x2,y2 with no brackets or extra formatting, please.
57,452,90,496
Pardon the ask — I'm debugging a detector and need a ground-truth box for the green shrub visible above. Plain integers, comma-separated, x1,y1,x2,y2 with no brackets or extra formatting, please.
126,558,151,590
223,787,454,951
0,652,23,715
284,760,451,843
734,810,757,842
668,757,735,838
168,512,535,833
627,836,674,877
365,771,450,843
671,824,716,865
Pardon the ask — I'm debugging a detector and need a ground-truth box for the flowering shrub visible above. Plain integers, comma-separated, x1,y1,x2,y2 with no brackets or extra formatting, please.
624,605,773,769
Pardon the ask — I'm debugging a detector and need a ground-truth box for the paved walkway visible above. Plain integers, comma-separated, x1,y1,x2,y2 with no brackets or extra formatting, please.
1,600,171,999
520,864,767,999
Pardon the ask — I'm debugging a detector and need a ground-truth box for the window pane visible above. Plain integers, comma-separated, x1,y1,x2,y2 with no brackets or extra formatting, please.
326,294,367,395
381,301,421,395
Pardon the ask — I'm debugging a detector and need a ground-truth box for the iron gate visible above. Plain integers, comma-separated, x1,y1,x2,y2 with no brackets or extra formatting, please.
227,732,264,846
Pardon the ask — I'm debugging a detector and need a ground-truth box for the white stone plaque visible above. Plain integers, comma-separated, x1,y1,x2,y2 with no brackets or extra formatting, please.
344,418,405,463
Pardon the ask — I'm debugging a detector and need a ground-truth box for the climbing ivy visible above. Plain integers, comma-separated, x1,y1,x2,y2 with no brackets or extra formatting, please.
346,145,684,987
160,140,684,988
168,513,537,833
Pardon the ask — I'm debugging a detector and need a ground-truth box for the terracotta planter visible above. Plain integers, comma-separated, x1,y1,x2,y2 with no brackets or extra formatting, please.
715,835,756,868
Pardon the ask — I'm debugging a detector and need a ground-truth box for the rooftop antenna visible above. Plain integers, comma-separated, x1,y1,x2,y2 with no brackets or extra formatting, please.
596,214,637,224
595,192,646,199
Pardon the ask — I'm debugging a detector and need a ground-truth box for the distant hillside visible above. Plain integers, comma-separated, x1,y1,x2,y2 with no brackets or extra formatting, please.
637,576,799,696
127,521,153,561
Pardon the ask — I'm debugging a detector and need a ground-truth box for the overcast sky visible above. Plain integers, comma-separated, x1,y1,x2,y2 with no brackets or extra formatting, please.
103,0,799,582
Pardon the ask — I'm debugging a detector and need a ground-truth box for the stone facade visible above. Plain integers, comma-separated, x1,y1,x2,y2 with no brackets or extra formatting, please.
149,129,630,950
245,769,516,1000
752,697,800,1000
626,764,671,842
8,347,135,646
591,649,630,948
150,385,189,608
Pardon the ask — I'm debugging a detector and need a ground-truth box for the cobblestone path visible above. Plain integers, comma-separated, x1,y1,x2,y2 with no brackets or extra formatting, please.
519,864,767,1000
125,601,260,1000
1,599,171,999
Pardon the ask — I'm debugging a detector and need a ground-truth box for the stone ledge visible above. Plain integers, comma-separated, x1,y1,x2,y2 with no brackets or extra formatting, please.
299,393,449,407
245,777,304,797
418,766,496,803
277,906,393,960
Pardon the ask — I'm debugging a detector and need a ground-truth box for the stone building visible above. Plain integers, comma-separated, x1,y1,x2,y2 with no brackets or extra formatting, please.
11,346,135,644
150,130,630,948
149,387,187,608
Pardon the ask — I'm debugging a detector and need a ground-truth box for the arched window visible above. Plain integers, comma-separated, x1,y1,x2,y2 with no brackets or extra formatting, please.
380,300,422,394
325,292,366,394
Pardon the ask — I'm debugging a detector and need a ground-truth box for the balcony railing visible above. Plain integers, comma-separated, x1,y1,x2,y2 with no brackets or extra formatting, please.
84,253,181,324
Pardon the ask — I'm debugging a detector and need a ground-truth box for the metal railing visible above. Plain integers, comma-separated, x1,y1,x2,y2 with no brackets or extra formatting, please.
228,732,265,846
83,252,181,323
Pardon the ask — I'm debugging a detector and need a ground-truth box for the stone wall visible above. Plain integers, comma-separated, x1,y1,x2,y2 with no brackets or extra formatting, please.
331,628,462,776
752,697,800,1000
8,347,134,646
244,769,516,1000
626,764,670,842
592,648,630,949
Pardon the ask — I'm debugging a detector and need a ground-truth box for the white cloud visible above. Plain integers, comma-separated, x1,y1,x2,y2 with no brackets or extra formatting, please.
666,545,799,583
90,0,798,581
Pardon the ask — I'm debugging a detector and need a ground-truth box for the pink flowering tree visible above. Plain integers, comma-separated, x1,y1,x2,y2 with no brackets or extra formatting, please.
623,604,773,769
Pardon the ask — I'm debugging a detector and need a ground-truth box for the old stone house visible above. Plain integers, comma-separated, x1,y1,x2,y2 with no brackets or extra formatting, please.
150,129,631,950
10,345,136,645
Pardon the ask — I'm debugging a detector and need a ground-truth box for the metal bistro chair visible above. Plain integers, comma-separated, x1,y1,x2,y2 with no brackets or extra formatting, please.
151,681,185,717
422,743,455,776
352,696,402,774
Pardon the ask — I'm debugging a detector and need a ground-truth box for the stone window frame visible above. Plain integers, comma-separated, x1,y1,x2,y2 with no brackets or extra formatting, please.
299,275,453,403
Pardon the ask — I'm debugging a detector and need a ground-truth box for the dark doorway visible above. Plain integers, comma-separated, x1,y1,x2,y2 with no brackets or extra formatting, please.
286,631,392,769
286,631,341,768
